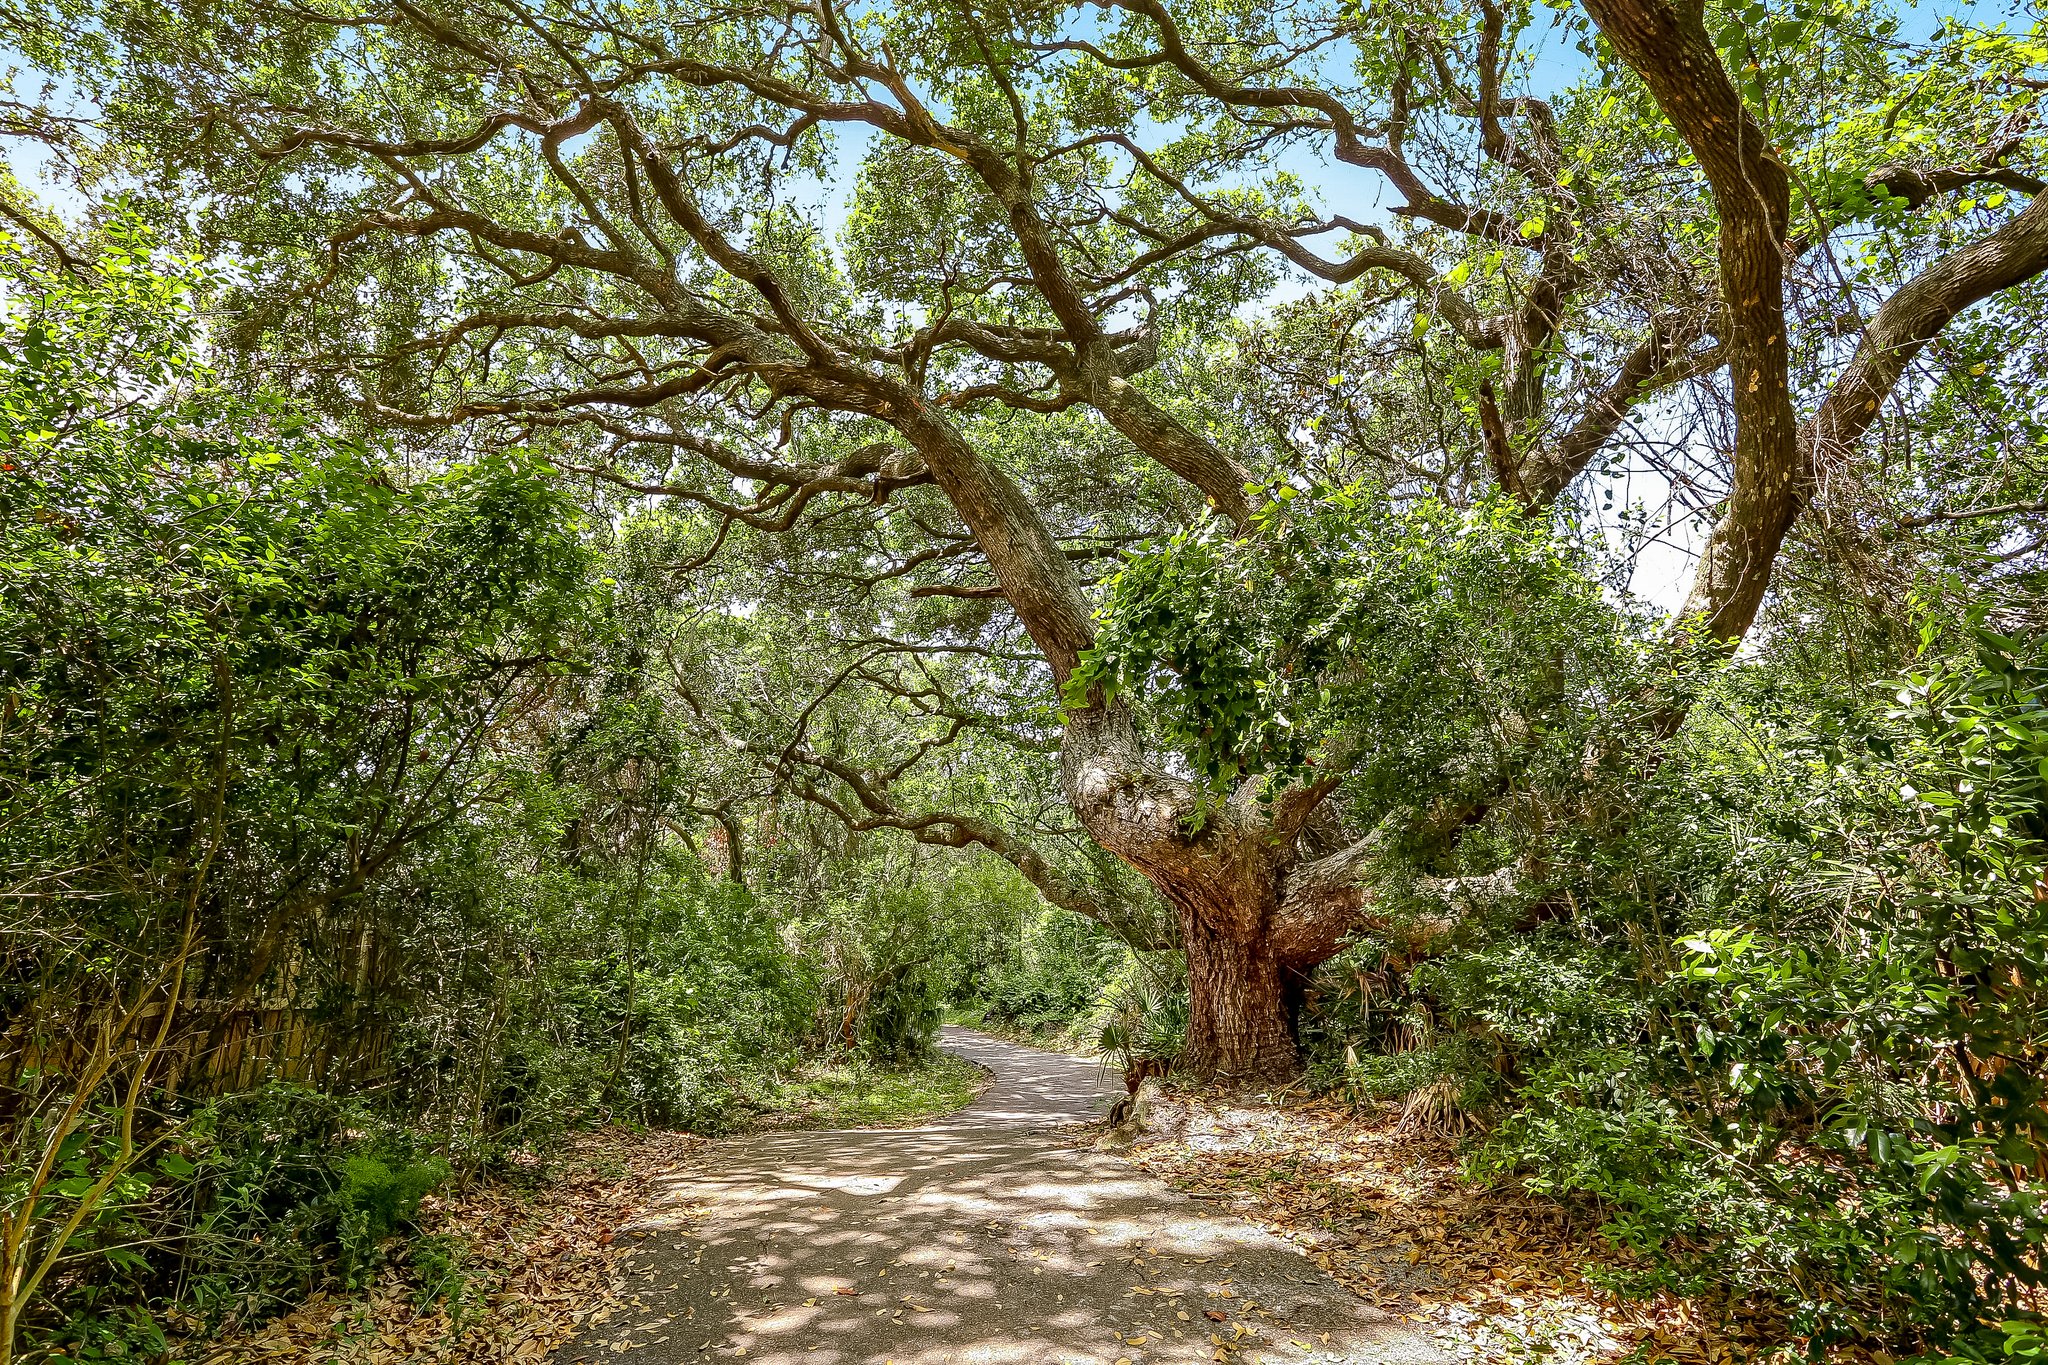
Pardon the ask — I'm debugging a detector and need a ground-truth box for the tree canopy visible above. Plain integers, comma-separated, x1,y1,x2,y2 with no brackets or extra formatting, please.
35,0,2038,1077
6,0,2048,1354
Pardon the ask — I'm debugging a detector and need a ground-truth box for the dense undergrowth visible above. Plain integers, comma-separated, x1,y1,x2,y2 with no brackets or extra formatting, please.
6,157,2048,1365
0,234,1023,1363
968,609,2048,1358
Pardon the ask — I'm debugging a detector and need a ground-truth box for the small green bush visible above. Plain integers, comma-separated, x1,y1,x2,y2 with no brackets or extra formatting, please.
860,972,942,1065
1091,959,1189,1066
334,1155,452,1287
170,1086,450,1326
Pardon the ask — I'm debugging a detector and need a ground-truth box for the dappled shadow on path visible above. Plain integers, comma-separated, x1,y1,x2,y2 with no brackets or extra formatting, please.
557,1029,1444,1365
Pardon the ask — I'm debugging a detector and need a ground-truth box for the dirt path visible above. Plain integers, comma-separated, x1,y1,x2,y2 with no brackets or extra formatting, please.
558,1028,1446,1365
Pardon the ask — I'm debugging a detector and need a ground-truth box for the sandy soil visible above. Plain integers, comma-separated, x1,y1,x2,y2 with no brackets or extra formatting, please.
553,1027,1448,1365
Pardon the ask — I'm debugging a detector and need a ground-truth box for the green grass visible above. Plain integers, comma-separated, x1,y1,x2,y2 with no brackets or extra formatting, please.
758,1050,987,1129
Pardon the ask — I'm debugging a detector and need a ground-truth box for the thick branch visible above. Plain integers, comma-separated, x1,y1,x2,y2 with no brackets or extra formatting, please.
1580,0,1798,643
1515,317,1722,505
1270,816,1403,965
1808,189,2048,491
780,745,1160,938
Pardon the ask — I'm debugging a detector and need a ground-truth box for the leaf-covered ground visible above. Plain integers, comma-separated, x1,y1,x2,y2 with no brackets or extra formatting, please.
197,1129,701,1365
1112,1091,1849,1365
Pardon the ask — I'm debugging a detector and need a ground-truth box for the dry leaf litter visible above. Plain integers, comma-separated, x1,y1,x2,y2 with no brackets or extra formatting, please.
1110,1090,1889,1365
199,1129,703,1365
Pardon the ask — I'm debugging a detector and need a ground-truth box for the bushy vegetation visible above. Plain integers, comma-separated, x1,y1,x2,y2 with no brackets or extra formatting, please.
7,0,2048,1356
1473,619,2048,1351
1134,497,2048,1353
0,233,1040,1361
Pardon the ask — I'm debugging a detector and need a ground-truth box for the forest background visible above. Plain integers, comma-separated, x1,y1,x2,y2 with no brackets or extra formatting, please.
4,0,2048,1358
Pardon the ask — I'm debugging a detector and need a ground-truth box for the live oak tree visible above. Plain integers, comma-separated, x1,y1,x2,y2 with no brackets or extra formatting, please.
39,0,2048,1076
604,505,1176,947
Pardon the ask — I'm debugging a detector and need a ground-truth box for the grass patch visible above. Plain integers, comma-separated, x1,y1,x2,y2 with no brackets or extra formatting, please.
758,1050,986,1129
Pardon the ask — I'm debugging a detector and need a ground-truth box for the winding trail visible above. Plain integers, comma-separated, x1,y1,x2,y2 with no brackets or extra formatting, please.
562,1027,1446,1365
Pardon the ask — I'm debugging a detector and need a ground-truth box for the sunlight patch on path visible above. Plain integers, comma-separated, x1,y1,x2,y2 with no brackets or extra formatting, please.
555,1028,1448,1365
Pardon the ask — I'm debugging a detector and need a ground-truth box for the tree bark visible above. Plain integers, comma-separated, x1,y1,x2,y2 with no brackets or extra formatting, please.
1807,189,2048,485
1580,0,1798,644
1181,909,1297,1082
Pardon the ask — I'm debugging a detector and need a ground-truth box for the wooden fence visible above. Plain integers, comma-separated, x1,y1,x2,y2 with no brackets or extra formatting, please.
2,1002,390,1102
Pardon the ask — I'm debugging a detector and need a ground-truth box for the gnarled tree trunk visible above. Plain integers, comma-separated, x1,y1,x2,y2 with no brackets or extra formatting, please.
1180,910,1297,1081
1051,705,1365,1080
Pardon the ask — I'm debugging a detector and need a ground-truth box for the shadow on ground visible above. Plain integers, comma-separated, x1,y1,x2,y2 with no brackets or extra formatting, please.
558,1028,1445,1365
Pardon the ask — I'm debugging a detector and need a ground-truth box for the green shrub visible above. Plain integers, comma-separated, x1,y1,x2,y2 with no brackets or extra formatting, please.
171,1087,449,1327
1471,622,2048,1351
334,1156,451,1288
1341,1034,1493,1107
860,972,942,1065
1283,615,2048,1353
978,909,1127,1036
1091,959,1189,1066
403,1233,477,1320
